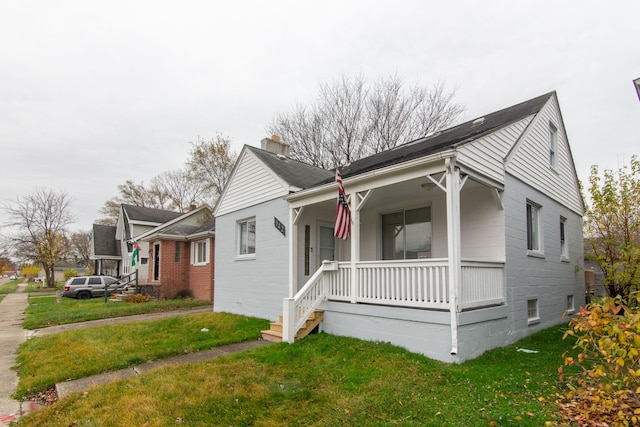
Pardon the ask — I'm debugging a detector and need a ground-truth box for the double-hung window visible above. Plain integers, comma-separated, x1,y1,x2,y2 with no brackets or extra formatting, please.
526,201,542,254
560,217,568,260
238,218,256,257
527,299,539,324
191,239,209,266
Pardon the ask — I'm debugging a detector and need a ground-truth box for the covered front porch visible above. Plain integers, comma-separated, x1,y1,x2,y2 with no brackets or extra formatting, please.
281,154,507,356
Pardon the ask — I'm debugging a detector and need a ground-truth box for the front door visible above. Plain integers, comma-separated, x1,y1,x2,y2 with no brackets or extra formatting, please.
153,243,160,281
317,223,335,266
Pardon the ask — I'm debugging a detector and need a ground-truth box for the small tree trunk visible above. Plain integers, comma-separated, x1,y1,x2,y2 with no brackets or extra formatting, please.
46,266,56,288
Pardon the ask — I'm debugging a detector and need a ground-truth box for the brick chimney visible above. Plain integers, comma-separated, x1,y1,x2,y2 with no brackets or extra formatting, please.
261,135,290,157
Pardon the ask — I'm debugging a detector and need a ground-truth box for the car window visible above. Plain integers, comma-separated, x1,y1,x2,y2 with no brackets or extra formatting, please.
71,278,86,285
88,277,101,285
104,277,118,285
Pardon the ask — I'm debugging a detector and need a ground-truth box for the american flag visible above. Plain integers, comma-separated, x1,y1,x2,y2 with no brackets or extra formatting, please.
334,170,351,240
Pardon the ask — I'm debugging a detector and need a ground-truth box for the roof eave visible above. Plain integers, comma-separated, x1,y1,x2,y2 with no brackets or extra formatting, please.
286,148,457,203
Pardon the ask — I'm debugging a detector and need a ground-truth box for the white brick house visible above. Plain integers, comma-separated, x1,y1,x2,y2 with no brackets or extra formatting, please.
213,92,585,363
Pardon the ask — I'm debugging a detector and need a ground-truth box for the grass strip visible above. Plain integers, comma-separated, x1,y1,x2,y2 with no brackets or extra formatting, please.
23,296,212,329
0,280,20,294
15,312,269,398
18,324,577,426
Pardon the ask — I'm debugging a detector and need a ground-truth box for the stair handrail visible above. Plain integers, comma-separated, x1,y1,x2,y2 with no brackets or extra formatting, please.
283,261,335,343
118,270,139,293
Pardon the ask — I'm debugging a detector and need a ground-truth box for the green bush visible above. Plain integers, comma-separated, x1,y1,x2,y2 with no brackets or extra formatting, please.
174,289,194,299
559,294,640,426
63,269,78,281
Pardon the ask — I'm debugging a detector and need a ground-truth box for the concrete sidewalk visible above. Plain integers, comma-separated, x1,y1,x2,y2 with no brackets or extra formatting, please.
0,291,271,426
0,283,29,426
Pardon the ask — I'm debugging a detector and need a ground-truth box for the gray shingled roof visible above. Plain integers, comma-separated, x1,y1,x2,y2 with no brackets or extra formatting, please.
156,219,215,238
319,92,555,184
247,146,335,189
92,224,121,257
122,204,184,224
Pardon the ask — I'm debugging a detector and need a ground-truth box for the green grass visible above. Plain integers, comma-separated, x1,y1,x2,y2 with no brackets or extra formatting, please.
24,280,63,293
17,324,577,427
23,295,212,329
0,279,20,294
15,312,270,398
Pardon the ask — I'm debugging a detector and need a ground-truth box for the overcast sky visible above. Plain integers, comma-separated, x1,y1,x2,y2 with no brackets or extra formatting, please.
1,1,638,232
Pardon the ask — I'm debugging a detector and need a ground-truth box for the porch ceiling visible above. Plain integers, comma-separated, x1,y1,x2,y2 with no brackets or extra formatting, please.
302,175,487,211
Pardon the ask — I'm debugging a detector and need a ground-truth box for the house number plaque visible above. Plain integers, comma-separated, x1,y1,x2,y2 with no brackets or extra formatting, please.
274,217,286,236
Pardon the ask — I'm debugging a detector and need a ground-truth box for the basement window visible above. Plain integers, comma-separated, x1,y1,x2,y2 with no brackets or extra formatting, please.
527,299,540,325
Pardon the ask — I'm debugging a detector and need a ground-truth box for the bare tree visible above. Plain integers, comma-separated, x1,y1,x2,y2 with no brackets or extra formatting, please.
98,179,171,224
2,188,75,287
152,169,208,212
185,135,237,205
67,230,92,267
267,74,464,168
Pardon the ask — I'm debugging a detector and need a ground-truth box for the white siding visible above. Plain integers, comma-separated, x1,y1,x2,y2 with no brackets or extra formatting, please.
457,116,533,184
214,198,290,321
216,150,289,217
505,97,583,215
460,185,505,261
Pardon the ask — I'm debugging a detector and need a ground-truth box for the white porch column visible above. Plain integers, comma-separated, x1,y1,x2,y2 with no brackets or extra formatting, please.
445,157,462,355
288,207,304,298
350,194,359,304
284,206,300,344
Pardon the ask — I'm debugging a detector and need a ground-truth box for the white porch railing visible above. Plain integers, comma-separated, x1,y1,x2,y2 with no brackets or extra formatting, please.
460,261,505,309
283,258,505,342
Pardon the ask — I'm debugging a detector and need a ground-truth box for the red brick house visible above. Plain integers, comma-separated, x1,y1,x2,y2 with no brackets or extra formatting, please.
137,206,215,301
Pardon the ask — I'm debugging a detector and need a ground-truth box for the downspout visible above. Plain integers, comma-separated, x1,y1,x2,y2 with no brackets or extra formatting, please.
445,157,461,355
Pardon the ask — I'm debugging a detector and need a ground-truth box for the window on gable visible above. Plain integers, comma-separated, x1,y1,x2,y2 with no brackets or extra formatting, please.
191,239,209,266
238,218,256,257
560,217,568,260
526,201,542,254
549,123,558,169
382,206,432,260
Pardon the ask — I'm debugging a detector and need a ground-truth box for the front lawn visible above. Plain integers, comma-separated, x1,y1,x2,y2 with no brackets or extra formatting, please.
15,312,270,398
17,323,577,426
23,294,212,329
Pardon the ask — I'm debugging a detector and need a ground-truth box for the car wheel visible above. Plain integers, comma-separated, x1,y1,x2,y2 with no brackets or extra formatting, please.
77,292,91,300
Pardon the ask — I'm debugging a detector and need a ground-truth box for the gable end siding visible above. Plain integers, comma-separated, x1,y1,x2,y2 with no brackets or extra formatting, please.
505,98,583,215
216,151,289,216
456,116,534,184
